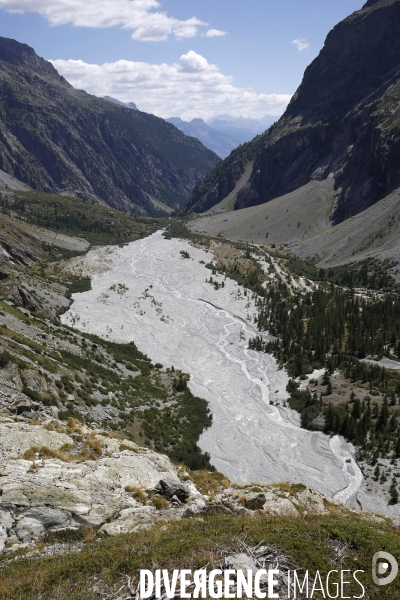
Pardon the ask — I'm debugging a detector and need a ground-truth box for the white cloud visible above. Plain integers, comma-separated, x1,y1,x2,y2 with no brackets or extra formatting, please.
0,0,209,41
206,29,227,38
291,37,309,52
50,51,292,121
179,50,213,73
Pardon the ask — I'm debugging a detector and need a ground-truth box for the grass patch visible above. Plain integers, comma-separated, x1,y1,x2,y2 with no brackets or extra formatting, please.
0,512,398,599
125,485,147,504
21,434,103,463
185,469,230,496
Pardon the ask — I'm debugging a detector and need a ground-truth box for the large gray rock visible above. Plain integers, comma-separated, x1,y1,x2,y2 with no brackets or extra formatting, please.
244,493,266,510
0,417,193,550
154,477,190,501
15,517,46,543
23,507,72,531
100,506,157,536
15,508,74,543
183,497,207,517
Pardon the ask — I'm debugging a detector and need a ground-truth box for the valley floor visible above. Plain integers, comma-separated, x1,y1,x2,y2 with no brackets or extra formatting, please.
189,180,400,281
60,231,395,515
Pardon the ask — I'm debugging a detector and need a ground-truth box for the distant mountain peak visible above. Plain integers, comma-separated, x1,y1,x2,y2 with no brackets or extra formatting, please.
207,114,236,124
166,116,239,159
103,96,138,110
0,37,35,66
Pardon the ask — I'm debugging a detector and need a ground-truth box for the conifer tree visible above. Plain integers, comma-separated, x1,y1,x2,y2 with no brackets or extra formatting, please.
389,477,399,505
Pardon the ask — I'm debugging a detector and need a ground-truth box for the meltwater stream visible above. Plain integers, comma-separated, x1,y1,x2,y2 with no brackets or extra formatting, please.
62,231,363,505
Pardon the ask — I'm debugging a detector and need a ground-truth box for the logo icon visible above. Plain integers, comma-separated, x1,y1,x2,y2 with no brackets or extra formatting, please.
372,552,398,586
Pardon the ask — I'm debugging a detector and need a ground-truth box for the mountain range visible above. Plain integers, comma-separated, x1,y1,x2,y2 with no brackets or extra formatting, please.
207,114,277,144
166,117,239,159
188,0,400,231
0,38,219,216
166,115,277,159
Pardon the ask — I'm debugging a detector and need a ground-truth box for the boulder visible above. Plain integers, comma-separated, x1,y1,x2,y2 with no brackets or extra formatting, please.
15,516,46,543
154,477,190,501
263,490,299,517
100,506,157,536
244,493,266,510
22,507,72,531
183,497,207,517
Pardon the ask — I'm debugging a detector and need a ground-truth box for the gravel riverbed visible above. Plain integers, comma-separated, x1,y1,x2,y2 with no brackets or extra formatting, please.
62,231,388,512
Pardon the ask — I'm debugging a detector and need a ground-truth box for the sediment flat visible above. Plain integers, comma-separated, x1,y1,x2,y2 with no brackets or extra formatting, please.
62,232,366,508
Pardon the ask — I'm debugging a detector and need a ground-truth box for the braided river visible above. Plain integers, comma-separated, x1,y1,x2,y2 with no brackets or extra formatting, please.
62,231,364,506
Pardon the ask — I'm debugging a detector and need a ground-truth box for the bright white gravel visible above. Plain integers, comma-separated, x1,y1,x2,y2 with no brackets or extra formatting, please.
62,231,367,506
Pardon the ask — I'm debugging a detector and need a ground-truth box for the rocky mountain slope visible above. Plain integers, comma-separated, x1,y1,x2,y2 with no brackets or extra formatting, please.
189,179,400,280
186,135,265,214
103,96,138,111
187,0,400,223
0,38,219,216
166,117,239,159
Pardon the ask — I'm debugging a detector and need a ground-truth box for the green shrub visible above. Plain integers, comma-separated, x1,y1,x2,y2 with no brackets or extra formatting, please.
0,350,11,368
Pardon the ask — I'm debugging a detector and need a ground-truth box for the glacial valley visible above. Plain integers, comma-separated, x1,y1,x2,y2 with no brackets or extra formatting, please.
61,231,397,517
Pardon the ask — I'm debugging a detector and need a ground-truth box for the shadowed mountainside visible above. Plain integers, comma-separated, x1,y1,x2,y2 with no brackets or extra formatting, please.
0,38,219,216
187,0,400,224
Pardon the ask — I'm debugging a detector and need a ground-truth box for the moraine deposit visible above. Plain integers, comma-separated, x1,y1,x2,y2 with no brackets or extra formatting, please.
62,231,372,511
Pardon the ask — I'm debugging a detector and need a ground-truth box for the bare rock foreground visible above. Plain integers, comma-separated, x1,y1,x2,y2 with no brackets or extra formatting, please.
0,408,348,554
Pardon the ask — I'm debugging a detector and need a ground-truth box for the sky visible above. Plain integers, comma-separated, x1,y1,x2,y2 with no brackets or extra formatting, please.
0,0,364,121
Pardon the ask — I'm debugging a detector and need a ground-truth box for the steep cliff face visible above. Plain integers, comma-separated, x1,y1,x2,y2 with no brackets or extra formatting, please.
0,38,219,216
185,137,264,214
188,0,400,223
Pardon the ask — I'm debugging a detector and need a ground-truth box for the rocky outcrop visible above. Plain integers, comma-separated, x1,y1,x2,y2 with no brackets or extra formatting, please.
188,0,400,224
0,38,219,216
0,414,193,551
0,218,39,268
0,217,59,316
0,406,345,554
